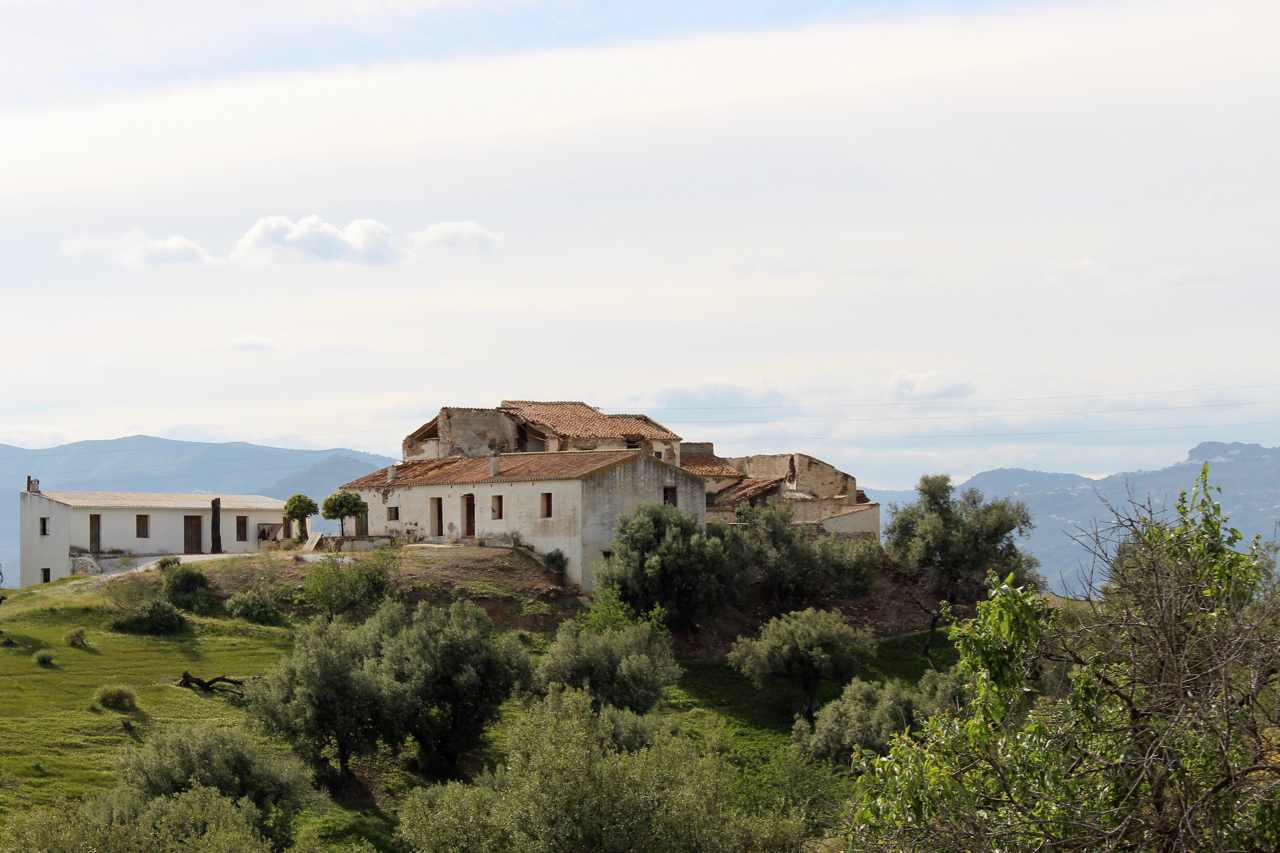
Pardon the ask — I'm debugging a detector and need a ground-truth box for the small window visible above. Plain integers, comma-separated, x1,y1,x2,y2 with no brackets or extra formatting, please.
663,486,678,507
492,495,504,520
540,492,553,518
136,514,150,539
653,451,663,460
387,506,400,522
39,517,49,536
41,568,51,583
625,440,641,449
236,515,248,541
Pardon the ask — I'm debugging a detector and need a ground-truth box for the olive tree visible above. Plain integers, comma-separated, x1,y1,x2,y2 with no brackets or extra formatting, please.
597,503,751,633
728,607,869,717
537,617,681,714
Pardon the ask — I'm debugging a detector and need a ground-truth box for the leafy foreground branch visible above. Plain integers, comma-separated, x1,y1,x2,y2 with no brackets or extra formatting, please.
847,467,1280,853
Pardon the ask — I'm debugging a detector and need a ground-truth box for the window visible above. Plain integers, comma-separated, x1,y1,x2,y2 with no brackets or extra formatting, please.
663,486,678,507
492,495,504,520
541,492,553,518
625,440,641,449
41,568,51,583
39,517,49,536
653,451,663,460
236,515,248,542
387,506,400,521
136,514,150,539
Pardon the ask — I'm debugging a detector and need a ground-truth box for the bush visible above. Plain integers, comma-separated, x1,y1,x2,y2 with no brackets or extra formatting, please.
537,619,681,714
111,723,316,844
111,600,186,635
397,689,802,853
63,627,87,647
302,552,396,621
33,648,55,666
542,548,567,574
155,555,182,572
95,685,138,712
162,563,211,612
816,535,879,598
226,589,281,625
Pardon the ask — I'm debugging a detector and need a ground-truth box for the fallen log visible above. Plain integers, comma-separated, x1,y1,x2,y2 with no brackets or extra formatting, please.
178,671,247,695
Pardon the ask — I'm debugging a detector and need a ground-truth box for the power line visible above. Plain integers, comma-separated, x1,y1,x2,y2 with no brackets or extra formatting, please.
661,398,1280,425
635,382,1280,410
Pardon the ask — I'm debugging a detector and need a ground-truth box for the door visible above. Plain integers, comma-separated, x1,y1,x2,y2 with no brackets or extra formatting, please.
184,516,203,554
463,495,475,537
432,498,443,537
89,514,101,553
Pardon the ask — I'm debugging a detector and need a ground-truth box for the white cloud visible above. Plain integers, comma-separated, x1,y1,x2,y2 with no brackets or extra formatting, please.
411,220,504,254
231,215,400,265
224,333,283,351
61,227,211,268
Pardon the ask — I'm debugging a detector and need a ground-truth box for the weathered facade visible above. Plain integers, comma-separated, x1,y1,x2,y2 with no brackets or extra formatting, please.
342,450,705,590
18,482,285,587
402,401,682,465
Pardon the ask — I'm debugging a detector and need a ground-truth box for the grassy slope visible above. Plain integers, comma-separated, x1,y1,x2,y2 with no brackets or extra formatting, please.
0,555,956,845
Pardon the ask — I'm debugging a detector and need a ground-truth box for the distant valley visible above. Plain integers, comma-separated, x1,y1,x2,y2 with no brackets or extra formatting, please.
864,441,1280,595
0,436,396,584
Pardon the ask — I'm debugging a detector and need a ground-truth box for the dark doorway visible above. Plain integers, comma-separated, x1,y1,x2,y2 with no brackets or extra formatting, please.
184,516,203,554
463,495,476,537
432,498,443,537
89,514,101,553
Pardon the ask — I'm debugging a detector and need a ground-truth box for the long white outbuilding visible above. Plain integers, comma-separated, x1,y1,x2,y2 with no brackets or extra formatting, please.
18,481,286,587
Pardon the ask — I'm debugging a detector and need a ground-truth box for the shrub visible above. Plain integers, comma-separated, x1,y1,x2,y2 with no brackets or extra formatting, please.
95,685,138,712
162,563,211,612
226,589,281,625
537,619,681,714
302,552,396,621
155,555,182,571
63,627,87,647
112,723,316,844
816,535,879,598
397,689,802,853
112,599,186,635
543,548,568,574
33,648,55,666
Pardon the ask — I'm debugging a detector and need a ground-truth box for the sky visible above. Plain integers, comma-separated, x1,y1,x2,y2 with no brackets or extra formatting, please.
1,0,1278,490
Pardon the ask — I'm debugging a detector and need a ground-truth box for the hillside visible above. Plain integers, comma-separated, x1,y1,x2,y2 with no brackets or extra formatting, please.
865,442,1280,594
0,437,396,584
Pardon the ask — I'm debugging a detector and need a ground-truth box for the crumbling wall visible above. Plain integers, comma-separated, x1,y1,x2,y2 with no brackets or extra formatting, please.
724,453,856,499
439,408,520,457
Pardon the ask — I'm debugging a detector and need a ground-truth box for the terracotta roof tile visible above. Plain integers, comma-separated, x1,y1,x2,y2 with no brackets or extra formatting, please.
341,450,649,490
710,477,785,506
680,454,745,479
499,401,680,441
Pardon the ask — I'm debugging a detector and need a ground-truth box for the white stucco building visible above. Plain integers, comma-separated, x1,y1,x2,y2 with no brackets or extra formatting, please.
18,481,286,587
341,450,705,590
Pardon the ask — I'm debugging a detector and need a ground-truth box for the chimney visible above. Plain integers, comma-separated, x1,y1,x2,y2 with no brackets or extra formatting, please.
386,464,398,484
26,476,40,493
490,454,500,477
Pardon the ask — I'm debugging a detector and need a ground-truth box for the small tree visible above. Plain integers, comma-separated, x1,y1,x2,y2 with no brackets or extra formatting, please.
597,503,751,633
379,600,532,767
283,494,319,538
302,552,396,622
321,491,369,536
248,615,400,788
729,608,868,717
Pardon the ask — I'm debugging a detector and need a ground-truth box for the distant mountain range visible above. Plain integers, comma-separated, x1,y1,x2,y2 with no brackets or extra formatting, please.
0,436,396,585
863,442,1280,595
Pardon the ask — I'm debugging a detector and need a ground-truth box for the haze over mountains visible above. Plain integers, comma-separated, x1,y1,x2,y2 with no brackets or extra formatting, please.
0,436,395,584
3,436,1277,594
864,442,1280,595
